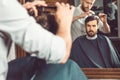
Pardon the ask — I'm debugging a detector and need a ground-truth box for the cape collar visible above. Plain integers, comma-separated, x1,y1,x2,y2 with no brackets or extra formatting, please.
86,34,97,40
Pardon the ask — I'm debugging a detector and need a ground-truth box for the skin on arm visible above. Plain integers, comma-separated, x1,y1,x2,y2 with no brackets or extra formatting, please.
54,2,75,64
98,13,111,33
72,12,93,21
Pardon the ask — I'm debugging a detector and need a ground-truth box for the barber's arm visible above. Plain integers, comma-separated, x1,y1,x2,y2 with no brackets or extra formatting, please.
72,12,93,22
0,0,74,64
55,2,75,63
98,13,111,33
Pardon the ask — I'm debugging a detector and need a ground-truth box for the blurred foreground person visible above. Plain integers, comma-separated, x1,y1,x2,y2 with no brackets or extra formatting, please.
0,0,88,80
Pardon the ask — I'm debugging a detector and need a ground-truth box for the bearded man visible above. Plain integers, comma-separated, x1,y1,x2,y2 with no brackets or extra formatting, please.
70,15,120,68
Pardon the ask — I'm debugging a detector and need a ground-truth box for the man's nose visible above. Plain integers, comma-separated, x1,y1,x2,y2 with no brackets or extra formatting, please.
89,26,93,30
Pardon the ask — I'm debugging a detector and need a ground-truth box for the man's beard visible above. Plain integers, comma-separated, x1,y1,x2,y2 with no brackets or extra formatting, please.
81,6,90,12
87,30,96,37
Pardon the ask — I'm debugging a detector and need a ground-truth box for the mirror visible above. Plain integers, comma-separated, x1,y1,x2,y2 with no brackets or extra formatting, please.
74,0,119,37
72,0,120,68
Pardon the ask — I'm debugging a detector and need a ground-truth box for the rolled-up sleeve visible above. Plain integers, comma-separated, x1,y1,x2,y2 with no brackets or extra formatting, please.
0,0,66,63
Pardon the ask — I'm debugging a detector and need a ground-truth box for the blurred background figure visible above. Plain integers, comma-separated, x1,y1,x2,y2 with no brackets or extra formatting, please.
71,0,110,42
105,0,118,36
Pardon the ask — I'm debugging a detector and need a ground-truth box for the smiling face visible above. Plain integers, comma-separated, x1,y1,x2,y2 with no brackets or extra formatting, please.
81,0,95,12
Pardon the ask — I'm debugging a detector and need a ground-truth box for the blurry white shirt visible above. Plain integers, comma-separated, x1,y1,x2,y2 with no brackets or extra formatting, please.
7,43,16,62
0,0,66,79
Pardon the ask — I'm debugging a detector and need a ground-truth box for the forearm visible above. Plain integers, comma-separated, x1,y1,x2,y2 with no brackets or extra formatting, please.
72,14,86,22
103,22,111,33
56,28,72,64
73,12,94,22
53,3,74,64
98,13,111,33
73,15,81,22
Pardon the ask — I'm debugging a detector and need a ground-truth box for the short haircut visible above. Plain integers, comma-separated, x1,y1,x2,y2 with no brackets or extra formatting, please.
35,13,58,34
85,15,99,25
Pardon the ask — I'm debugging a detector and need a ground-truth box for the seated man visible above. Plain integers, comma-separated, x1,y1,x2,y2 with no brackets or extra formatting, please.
70,15,120,68
7,2,88,80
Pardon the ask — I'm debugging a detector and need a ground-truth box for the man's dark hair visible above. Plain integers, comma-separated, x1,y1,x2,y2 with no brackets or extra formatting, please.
35,13,58,34
85,15,99,25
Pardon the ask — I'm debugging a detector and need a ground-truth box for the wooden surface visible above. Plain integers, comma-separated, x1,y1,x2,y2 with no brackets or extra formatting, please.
82,68,120,79
15,44,27,58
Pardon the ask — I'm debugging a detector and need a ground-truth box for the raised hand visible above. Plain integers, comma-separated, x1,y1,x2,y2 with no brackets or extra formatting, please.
98,13,107,23
23,1,47,17
55,2,75,29
54,2,75,63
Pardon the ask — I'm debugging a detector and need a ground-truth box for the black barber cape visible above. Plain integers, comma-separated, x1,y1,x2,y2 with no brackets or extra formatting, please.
70,35,120,68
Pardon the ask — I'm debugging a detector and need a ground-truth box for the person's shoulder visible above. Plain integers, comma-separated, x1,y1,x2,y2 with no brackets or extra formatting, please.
72,35,86,45
98,34,109,40
74,5,83,15
74,35,86,42
75,4,81,10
